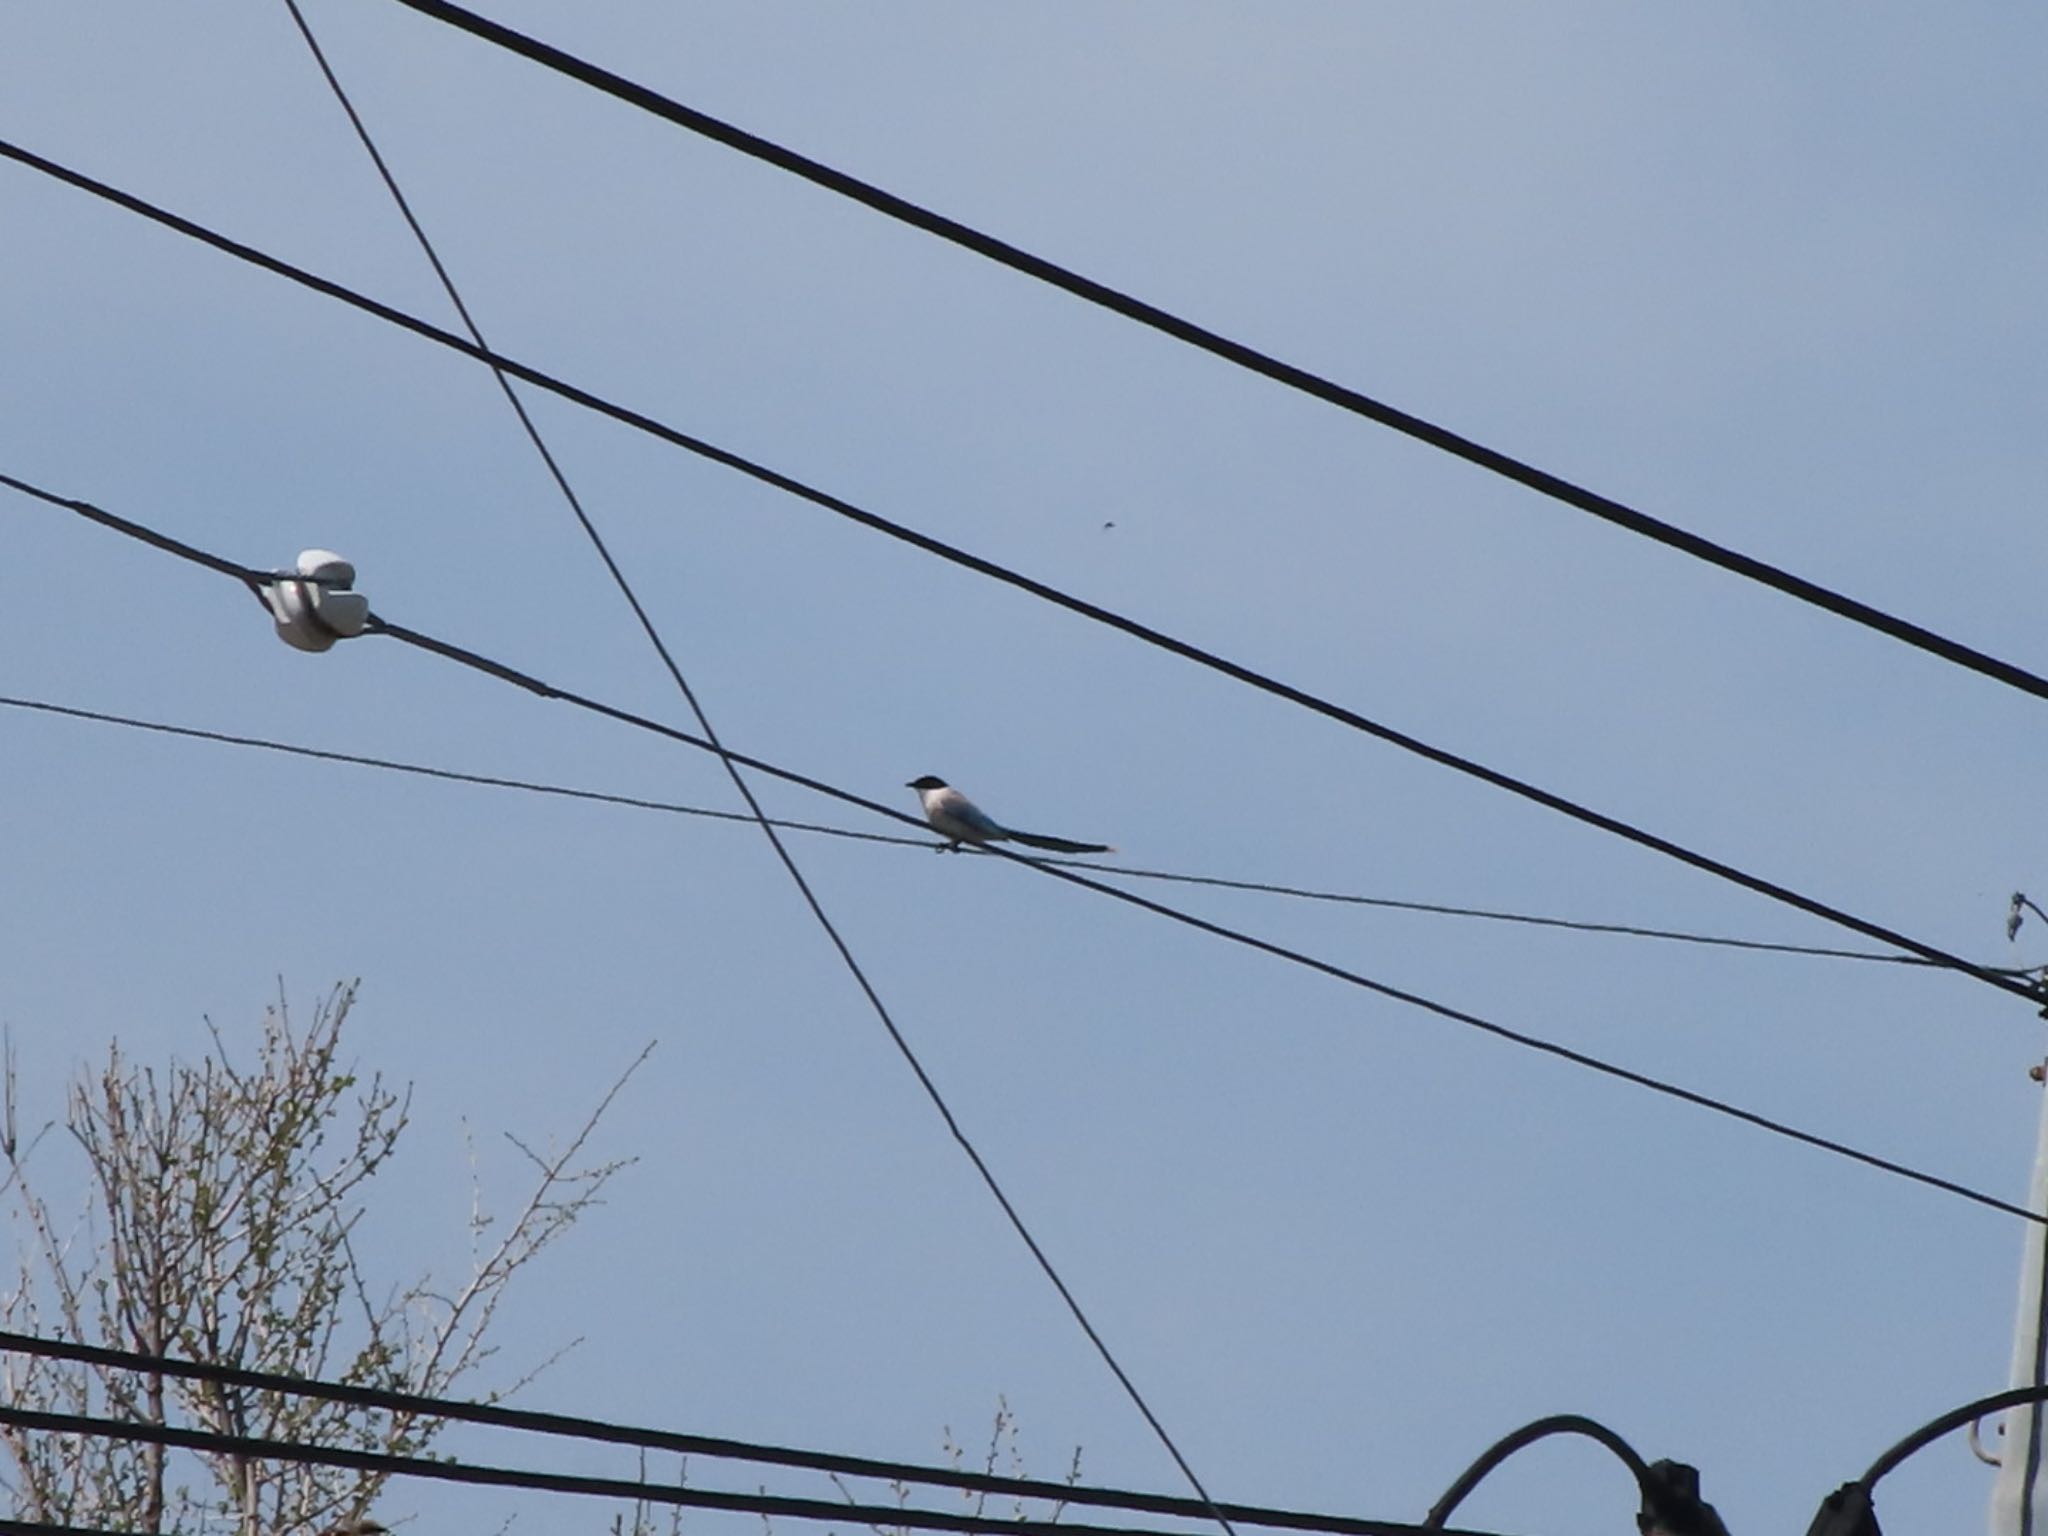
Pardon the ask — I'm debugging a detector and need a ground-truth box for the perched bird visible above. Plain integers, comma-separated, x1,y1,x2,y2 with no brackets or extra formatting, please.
907,775,1114,855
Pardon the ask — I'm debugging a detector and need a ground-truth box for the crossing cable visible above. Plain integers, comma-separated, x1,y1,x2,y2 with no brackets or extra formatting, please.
269,14,1235,1532
378,0,2048,710
9,691,2041,977
1,141,2036,1012
0,1330,1464,1536
7,475,2034,1226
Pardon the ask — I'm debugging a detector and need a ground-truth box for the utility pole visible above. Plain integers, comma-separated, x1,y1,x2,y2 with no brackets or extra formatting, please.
1989,1059,2048,1535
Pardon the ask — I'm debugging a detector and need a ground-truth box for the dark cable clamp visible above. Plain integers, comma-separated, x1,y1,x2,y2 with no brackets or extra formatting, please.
1637,1459,1729,1535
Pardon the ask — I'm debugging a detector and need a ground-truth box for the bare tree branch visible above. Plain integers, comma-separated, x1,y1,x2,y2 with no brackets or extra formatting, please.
2,986,647,1535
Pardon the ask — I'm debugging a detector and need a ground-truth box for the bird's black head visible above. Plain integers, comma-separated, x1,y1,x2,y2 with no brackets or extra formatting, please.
906,775,949,790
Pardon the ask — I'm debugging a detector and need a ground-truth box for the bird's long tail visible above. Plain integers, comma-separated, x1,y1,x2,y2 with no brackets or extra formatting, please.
1005,829,1116,855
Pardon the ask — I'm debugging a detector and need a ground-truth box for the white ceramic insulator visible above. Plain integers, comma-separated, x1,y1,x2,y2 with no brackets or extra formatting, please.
266,549,367,651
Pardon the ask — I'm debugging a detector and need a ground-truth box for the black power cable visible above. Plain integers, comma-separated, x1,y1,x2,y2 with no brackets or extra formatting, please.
0,1403,1215,1536
1861,1384,2048,1489
375,0,2048,712
1424,1420,1725,1536
0,143,2033,1010
1805,1381,2048,1535
0,1329,1451,1536
0,470,275,598
1423,1415,1649,1529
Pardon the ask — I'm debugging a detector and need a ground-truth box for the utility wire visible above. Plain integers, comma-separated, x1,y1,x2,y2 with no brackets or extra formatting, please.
0,1330,1452,1536
377,0,2048,711
0,1403,1237,1536
0,692,919,843
3,472,2039,1224
1804,1383,2048,1536
0,470,274,598
271,15,1236,1533
10,690,2041,977
1,142,2034,1011
1861,1383,2048,1489
1421,1416,1649,1531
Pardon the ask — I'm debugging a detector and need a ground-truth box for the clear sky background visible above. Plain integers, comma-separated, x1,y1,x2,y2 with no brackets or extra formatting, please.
4,4,2047,1533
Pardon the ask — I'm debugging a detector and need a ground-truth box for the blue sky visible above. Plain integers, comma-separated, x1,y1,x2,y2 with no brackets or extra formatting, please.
4,4,2047,1533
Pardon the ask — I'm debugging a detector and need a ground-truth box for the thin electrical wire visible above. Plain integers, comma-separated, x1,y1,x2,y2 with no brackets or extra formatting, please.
270,14,1237,1532
0,693,913,842
376,0,2048,712
0,145,2033,1011
1,474,2038,1224
1078,864,1993,969
0,1329,1478,1536
9,690,2039,976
